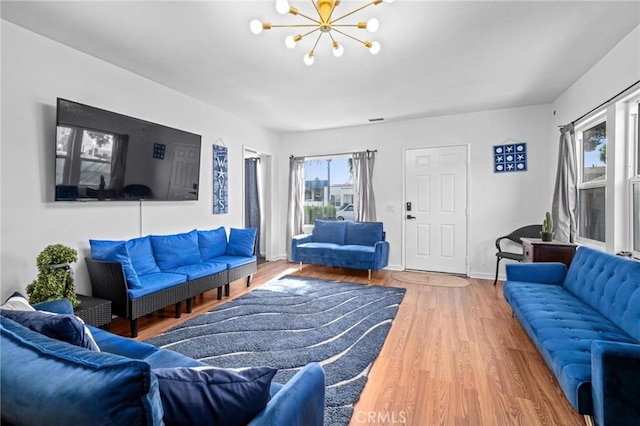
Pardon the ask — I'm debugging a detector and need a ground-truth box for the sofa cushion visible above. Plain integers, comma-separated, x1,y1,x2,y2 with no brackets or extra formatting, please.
151,230,203,271
90,239,142,289
226,228,257,257
127,236,161,276
128,273,188,300
169,262,227,281
344,221,384,246
198,227,228,260
297,242,340,259
333,245,376,262
312,220,347,245
0,316,163,426
208,255,256,269
153,366,277,426
0,309,100,351
562,246,640,342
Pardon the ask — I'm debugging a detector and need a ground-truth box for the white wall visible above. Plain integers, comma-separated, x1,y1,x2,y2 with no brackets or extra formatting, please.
279,104,555,279
0,22,282,300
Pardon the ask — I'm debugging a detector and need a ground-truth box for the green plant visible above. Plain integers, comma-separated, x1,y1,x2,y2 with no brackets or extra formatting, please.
542,211,553,234
26,244,79,307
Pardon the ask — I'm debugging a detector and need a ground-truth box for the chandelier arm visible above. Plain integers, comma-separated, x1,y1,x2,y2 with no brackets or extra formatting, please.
296,11,321,25
310,32,323,53
330,27,369,46
331,1,378,24
269,24,320,28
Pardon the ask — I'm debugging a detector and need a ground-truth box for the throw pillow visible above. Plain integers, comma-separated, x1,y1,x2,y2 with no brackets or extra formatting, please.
0,292,36,311
198,227,228,260
153,366,276,426
127,236,161,276
0,309,100,352
226,228,257,257
150,230,202,271
90,239,142,289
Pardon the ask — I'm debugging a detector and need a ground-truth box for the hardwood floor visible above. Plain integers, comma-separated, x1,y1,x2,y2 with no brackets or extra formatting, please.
108,260,583,426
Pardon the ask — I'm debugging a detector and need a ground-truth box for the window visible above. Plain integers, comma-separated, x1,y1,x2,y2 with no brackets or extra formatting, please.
631,102,640,255
577,118,607,243
303,157,353,224
56,125,115,187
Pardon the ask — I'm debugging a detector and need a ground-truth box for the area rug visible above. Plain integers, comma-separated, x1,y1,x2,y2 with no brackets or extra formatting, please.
390,271,470,287
145,275,406,426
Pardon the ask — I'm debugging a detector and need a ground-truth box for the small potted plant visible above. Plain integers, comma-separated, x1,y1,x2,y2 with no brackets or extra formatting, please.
540,211,554,242
26,244,79,307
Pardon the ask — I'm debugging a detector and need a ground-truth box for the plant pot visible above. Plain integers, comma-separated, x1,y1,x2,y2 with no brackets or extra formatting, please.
540,231,554,242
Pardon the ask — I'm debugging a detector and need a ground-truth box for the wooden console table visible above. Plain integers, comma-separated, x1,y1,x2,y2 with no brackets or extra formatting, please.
521,238,577,267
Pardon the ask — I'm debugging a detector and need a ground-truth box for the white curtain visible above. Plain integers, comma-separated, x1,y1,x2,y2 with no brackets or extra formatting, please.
551,123,578,242
352,150,377,222
286,156,305,261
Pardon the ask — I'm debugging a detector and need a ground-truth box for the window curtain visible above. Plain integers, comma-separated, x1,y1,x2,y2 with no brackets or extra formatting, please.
551,123,578,242
352,150,377,222
286,156,305,261
109,134,128,191
244,158,261,257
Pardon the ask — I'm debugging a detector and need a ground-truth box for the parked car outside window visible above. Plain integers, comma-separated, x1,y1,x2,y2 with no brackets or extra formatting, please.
336,204,355,221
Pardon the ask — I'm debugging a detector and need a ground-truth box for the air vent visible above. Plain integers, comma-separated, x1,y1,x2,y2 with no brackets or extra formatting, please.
368,117,384,122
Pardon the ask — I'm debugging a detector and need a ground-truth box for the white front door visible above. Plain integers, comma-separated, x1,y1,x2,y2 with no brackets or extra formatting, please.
167,144,200,200
404,146,468,274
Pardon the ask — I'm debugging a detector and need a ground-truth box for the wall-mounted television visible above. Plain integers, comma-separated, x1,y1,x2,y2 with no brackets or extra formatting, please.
55,98,202,202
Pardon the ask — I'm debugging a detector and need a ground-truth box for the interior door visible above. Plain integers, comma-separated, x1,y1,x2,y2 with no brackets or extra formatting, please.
167,144,200,200
404,146,468,274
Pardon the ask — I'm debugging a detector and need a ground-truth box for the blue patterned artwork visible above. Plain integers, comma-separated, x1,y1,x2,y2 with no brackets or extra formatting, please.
494,142,527,173
213,144,228,214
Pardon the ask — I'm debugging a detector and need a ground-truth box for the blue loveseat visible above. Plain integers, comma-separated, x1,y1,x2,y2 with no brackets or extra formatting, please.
0,297,325,426
503,246,640,425
87,227,257,337
291,220,389,279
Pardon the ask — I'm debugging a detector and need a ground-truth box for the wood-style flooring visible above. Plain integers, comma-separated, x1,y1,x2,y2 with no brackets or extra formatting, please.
108,260,583,426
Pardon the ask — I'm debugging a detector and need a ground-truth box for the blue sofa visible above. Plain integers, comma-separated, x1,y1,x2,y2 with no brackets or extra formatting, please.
0,298,325,426
503,246,640,425
291,220,389,279
87,227,257,337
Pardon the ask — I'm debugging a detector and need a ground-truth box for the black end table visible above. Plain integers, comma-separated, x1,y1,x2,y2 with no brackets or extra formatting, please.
74,294,112,328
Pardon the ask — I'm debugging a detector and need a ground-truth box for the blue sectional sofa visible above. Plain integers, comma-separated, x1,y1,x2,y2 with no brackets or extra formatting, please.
291,220,389,279
87,227,257,337
0,297,325,426
503,246,640,425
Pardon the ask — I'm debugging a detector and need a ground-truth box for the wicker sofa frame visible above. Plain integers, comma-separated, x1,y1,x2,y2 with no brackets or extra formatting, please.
85,257,255,337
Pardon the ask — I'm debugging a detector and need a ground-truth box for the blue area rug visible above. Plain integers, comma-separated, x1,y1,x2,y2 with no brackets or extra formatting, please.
145,275,406,425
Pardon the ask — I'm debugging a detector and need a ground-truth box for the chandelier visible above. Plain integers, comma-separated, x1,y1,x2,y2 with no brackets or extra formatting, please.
250,0,394,66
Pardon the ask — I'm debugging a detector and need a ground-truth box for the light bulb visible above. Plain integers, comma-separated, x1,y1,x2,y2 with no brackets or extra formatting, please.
250,19,263,35
367,18,379,33
285,35,296,49
275,0,290,14
369,41,381,54
332,42,344,57
303,52,315,66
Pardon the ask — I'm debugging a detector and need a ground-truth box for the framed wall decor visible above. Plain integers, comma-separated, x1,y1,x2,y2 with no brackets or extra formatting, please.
213,141,228,214
494,141,527,173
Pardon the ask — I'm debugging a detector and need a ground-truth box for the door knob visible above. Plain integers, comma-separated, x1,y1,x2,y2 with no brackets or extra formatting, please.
406,215,416,219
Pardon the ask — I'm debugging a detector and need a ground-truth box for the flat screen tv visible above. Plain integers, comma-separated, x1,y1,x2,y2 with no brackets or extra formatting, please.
55,98,202,201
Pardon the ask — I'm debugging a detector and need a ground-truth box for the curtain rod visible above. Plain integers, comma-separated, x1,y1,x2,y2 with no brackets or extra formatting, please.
289,149,377,159
560,80,640,127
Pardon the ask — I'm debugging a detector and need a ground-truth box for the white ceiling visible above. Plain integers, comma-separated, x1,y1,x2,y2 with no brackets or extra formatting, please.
2,1,639,133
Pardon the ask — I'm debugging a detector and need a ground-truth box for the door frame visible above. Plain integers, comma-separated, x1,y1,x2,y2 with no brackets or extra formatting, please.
402,144,471,275
243,145,273,261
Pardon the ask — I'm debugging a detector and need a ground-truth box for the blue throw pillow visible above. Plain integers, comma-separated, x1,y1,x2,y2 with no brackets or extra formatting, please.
151,230,202,271
198,227,228,260
153,366,276,426
226,228,257,257
0,310,100,351
90,239,142,289
127,236,161,276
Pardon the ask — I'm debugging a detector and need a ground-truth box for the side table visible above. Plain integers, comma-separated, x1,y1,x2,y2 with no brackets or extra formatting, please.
521,238,577,267
74,294,112,328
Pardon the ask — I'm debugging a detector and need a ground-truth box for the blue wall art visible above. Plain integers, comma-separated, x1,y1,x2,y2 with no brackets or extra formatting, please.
213,143,228,214
494,142,527,173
